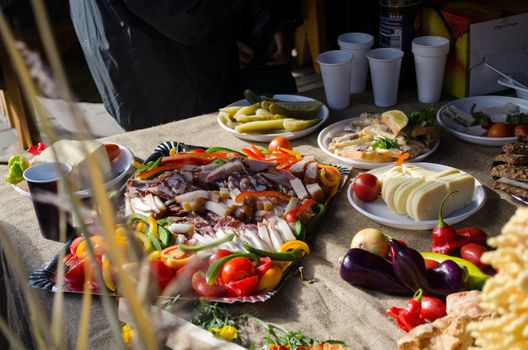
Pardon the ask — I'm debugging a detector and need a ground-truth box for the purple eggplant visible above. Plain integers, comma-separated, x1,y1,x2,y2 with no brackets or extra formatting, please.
389,239,467,298
427,260,468,293
339,248,411,296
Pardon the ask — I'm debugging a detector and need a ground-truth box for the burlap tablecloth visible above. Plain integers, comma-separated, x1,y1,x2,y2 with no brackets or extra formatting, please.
0,88,520,349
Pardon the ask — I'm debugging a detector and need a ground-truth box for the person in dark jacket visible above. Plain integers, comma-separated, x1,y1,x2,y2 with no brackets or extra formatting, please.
69,0,242,131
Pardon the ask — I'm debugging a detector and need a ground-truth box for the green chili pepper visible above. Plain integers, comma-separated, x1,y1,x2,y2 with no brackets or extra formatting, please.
133,156,162,176
254,145,270,155
206,252,259,285
156,218,173,227
5,155,30,184
205,147,246,156
212,159,226,165
145,226,162,251
179,233,235,252
241,242,304,261
294,219,305,241
158,225,173,249
128,213,149,223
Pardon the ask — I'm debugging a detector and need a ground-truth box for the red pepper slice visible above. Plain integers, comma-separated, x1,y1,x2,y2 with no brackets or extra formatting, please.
242,147,265,160
256,257,272,277
27,142,47,156
224,275,259,297
189,149,206,153
135,164,186,180
161,153,224,165
285,199,318,222
235,190,292,203
249,145,266,159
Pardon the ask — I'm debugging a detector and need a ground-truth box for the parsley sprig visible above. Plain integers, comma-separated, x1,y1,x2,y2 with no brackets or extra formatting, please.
371,137,400,150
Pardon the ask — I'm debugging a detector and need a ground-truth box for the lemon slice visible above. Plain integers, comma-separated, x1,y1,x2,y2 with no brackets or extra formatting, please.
381,110,408,135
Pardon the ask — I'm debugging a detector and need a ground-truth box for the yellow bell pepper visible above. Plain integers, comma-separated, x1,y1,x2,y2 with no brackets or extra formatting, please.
148,215,159,239
160,245,194,269
169,147,177,156
278,240,310,254
101,255,116,292
257,265,282,291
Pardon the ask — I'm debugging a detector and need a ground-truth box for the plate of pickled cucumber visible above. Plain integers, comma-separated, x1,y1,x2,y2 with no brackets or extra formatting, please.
217,90,329,141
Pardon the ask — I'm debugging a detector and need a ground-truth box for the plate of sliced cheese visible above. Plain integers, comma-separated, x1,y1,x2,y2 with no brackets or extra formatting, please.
318,110,441,170
347,163,486,230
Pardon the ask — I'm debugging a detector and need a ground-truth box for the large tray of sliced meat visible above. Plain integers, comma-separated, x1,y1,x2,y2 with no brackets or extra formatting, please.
29,141,351,303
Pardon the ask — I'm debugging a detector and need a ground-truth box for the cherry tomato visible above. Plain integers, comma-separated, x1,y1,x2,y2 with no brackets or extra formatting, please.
487,123,513,138
69,236,84,256
268,136,292,153
191,271,226,297
420,296,446,321
457,227,487,245
149,259,175,293
209,249,233,264
104,143,121,162
424,259,440,269
352,173,381,202
221,257,256,283
175,259,208,288
460,243,489,270
514,124,528,137
224,275,259,297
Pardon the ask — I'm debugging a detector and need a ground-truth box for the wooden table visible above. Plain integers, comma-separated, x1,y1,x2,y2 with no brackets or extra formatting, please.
0,87,520,349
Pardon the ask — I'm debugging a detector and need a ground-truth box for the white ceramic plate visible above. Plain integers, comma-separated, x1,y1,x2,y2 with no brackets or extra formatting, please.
437,96,528,146
13,143,134,199
317,117,440,170
347,162,486,230
217,94,329,142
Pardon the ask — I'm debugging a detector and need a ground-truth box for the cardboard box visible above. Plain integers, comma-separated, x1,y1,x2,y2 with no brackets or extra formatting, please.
421,1,528,98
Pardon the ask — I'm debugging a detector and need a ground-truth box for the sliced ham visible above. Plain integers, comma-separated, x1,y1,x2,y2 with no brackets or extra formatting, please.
175,190,210,203
289,178,309,199
242,158,277,172
304,162,318,184
271,217,296,242
257,223,274,250
204,201,230,217
288,156,316,176
306,182,324,202
166,223,195,235
204,160,245,183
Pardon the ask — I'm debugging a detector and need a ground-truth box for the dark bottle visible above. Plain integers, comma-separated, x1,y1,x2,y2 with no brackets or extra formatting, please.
379,0,421,89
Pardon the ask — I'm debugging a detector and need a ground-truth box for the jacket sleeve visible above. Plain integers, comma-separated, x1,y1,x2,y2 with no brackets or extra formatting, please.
123,0,228,45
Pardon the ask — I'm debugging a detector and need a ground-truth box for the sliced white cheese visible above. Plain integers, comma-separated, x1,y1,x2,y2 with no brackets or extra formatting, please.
380,166,403,181
407,181,448,221
394,177,425,214
425,168,460,180
433,174,475,216
383,176,412,211
33,139,112,189
402,164,435,179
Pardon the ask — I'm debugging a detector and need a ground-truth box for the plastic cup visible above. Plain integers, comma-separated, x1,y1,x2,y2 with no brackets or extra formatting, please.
412,36,450,103
367,48,404,107
337,32,374,93
23,162,74,241
316,50,354,110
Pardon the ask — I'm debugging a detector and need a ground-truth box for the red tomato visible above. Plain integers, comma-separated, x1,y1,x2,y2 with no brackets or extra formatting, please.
424,259,440,269
268,136,292,153
149,260,175,293
209,249,233,264
224,275,259,297
256,257,272,277
70,236,84,256
514,124,528,137
460,243,489,269
457,227,487,245
221,257,256,283
191,271,226,297
421,296,446,321
487,123,513,138
353,173,381,202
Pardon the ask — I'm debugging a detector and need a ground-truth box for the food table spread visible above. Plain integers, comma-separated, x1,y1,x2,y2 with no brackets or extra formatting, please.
0,88,520,349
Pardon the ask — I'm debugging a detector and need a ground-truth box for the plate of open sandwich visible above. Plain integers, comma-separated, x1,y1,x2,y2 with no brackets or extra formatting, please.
348,163,486,230
491,137,528,204
318,107,442,169
437,96,528,146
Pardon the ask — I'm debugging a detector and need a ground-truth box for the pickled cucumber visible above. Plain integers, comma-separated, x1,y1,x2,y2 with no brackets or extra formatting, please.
283,118,320,132
234,119,286,133
269,101,322,118
244,89,262,104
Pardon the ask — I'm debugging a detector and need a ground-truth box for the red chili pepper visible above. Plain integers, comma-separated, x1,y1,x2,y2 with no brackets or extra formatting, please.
235,190,292,203
135,164,185,180
160,153,223,165
284,199,318,222
256,257,272,277
431,192,468,255
386,289,425,332
457,227,487,246
241,147,263,160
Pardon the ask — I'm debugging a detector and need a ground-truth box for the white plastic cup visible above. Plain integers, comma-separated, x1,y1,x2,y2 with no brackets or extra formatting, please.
316,50,354,110
366,48,404,107
337,32,375,93
412,36,450,103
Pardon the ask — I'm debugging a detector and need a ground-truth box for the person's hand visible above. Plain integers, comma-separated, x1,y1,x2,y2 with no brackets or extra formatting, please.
267,30,292,66
237,41,254,69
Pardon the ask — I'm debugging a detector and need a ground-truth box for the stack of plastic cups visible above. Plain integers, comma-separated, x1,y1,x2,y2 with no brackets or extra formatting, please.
316,50,354,110
337,33,375,94
412,36,450,103
367,48,404,107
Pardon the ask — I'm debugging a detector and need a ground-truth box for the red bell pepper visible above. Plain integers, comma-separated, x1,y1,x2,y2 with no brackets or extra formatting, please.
161,152,224,165
135,164,186,180
235,190,292,203
284,199,318,222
